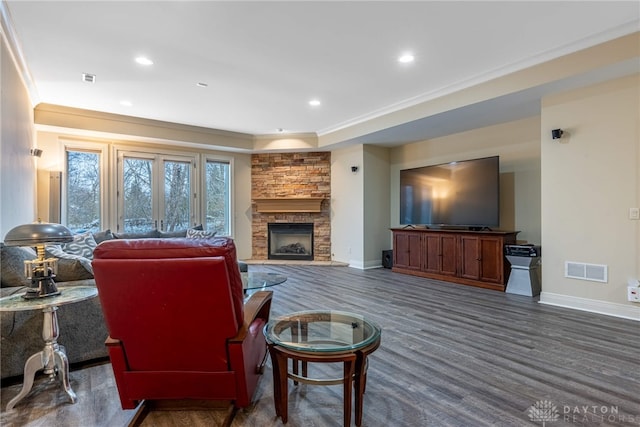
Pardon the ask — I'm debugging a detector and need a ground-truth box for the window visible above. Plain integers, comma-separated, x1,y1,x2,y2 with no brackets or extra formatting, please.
118,151,196,233
66,149,102,233
204,159,231,236
62,142,233,237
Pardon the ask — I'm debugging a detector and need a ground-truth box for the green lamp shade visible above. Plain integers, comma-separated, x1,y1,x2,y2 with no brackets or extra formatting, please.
4,222,74,246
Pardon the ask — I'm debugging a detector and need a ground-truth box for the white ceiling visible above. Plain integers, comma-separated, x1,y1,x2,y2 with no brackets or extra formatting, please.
3,1,639,148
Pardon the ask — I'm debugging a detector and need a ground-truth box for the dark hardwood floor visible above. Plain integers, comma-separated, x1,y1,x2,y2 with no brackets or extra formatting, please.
2,265,639,426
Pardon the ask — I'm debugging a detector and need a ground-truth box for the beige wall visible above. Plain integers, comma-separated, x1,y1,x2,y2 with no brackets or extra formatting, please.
389,116,542,245
540,74,640,319
233,152,253,260
363,145,391,268
0,36,36,237
331,144,365,266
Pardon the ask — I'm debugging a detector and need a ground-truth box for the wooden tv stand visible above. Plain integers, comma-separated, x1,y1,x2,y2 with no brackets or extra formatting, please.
391,228,519,291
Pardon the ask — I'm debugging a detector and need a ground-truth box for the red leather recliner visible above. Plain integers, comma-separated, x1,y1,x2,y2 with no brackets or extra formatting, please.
92,237,272,410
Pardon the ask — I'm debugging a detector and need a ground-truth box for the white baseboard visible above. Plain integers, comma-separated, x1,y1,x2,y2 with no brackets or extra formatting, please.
363,261,383,270
539,292,640,321
348,260,383,270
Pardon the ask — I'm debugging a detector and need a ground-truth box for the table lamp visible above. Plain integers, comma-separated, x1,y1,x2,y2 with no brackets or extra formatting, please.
4,222,74,299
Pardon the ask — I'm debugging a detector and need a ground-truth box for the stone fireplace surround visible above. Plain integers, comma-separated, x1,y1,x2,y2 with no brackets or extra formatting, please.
251,152,331,261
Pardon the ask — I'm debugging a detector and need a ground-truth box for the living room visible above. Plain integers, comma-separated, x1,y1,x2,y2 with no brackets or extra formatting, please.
1,1,639,425
5,38,639,320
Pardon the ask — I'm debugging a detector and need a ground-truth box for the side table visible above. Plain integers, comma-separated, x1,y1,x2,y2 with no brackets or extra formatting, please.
0,285,98,410
241,271,287,292
264,310,381,426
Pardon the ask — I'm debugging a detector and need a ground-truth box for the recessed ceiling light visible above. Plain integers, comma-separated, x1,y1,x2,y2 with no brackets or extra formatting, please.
398,53,415,64
196,82,208,88
309,99,321,107
135,56,153,66
120,100,133,107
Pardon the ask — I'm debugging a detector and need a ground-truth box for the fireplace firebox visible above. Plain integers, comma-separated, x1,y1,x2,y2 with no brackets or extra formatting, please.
268,223,314,261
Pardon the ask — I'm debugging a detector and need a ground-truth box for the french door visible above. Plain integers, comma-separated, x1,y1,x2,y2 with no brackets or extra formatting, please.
116,151,197,233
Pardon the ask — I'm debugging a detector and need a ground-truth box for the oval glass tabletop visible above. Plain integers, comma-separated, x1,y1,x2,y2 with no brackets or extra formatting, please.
0,286,98,312
242,272,287,291
264,310,381,353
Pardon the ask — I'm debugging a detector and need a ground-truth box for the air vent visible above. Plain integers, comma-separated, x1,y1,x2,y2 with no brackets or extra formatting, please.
565,261,608,283
82,73,96,83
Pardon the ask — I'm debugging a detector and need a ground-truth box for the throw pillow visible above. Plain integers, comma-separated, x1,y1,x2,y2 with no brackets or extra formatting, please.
158,229,188,238
113,229,161,239
63,231,98,259
158,224,205,238
93,229,114,244
0,244,36,288
186,229,216,239
46,245,94,275
55,258,94,281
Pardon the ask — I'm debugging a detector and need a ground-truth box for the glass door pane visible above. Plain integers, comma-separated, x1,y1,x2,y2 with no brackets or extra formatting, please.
205,160,230,235
122,157,154,232
163,160,191,232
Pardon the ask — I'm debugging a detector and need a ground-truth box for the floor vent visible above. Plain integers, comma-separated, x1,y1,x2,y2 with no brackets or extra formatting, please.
565,261,608,283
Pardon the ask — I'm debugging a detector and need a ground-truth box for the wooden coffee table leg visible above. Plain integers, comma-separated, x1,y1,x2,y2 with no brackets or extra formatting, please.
344,358,355,427
267,346,280,417
354,354,367,426
277,352,290,423
269,346,290,422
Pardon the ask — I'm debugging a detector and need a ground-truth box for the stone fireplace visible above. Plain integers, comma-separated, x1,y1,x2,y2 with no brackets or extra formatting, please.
268,223,314,260
251,152,331,261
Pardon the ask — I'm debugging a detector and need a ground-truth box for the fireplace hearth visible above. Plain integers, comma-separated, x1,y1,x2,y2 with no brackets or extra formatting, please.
268,223,314,261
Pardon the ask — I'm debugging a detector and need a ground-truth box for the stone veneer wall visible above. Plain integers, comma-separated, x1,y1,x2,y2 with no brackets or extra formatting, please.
251,152,331,260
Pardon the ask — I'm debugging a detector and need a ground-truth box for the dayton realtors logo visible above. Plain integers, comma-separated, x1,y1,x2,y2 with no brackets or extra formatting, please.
528,400,559,426
528,400,640,425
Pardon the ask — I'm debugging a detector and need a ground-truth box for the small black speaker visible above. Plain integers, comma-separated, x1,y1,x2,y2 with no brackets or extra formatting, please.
551,128,564,139
382,250,393,269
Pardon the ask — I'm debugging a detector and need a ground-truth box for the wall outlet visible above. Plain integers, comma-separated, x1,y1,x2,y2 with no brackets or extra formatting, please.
628,286,640,302
630,207,640,220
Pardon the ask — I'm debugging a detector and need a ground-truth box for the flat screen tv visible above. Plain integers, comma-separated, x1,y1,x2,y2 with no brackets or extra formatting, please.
399,156,500,229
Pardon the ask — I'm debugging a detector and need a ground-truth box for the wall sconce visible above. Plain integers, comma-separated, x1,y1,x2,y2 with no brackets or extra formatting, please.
551,129,564,140
30,148,43,157
351,166,359,173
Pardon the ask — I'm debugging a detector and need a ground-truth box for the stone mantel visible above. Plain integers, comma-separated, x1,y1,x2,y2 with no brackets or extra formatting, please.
253,197,324,213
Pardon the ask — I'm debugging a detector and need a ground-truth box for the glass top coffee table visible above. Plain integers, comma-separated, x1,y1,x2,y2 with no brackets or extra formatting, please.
264,310,381,426
241,272,287,291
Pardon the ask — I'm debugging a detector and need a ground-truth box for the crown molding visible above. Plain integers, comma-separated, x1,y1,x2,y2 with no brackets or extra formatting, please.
317,22,640,138
1,1,39,106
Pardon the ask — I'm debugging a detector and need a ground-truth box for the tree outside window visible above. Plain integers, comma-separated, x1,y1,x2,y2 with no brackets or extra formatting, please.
122,157,153,232
205,160,230,236
66,150,101,233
